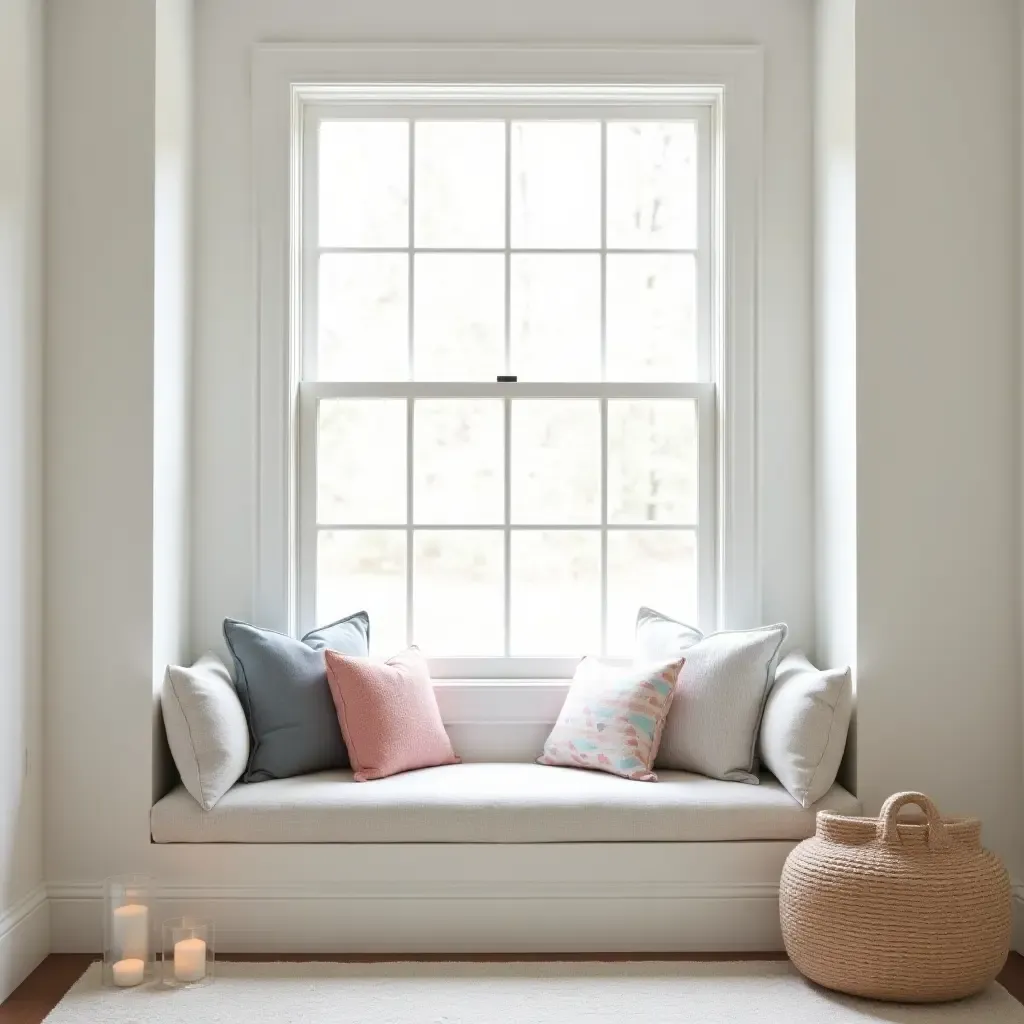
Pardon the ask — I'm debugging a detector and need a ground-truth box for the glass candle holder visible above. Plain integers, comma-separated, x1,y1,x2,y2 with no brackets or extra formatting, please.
161,917,215,987
102,874,155,988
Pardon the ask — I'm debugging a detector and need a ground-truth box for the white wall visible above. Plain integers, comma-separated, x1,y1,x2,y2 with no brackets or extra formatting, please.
813,0,857,788
45,0,194,891
153,0,195,800
0,0,48,998
814,0,1022,871
191,0,816,654
40,0,1024,952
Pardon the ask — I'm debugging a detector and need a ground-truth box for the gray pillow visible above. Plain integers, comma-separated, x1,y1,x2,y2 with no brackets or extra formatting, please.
224,612,369,782
635,607,787,783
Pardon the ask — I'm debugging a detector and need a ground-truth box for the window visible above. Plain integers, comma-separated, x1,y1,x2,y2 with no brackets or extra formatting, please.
295,89,718,676
252,49,761,680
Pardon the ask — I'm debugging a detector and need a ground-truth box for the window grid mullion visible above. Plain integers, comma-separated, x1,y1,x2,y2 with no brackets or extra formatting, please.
316,245,700,256
405,398,414,649
315,523,700,532
503,399,512,658
696,106,714,384
405,120,416,648
600,399,608,657
599,120,608,657
502,119,513,658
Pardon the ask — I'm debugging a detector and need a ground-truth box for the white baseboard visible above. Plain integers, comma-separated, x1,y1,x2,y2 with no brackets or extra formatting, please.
48,880,784,954
0,884,49,1002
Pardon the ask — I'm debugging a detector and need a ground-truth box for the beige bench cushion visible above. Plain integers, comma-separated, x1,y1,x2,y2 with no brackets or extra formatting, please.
151,762,860,844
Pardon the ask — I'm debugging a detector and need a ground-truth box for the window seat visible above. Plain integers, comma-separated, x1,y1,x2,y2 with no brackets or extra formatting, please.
151,762,861,844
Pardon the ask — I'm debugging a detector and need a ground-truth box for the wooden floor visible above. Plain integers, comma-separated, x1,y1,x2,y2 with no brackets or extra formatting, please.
2,952,1023,1022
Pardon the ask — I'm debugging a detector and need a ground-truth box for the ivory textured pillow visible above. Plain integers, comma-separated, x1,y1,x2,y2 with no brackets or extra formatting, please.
538,656,683,782
760,650,853,807
635,607,787,783
161,654,249,810
324,646,459,782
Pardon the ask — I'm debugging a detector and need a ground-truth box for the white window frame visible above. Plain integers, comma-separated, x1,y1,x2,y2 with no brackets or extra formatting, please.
252,45,764,682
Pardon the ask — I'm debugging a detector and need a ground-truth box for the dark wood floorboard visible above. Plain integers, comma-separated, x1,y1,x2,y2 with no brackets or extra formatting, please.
0,956,92,1024
2,951,1022,1023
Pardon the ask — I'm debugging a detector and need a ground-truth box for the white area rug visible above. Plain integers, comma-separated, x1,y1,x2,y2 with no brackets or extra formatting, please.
44,961,1024,1023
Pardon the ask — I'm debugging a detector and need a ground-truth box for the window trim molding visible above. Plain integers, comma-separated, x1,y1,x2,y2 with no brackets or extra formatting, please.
252,43,764,652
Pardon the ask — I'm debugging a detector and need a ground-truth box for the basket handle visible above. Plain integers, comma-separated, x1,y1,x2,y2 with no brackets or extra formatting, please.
878,792,952,850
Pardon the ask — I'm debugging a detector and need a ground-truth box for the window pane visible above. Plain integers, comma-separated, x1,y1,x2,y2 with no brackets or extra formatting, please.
510,531,600,655
319,122,408,248
413,531,503,655
606,122,697,250
318,530,406,657
318,254,408,381
511,401,600,524
415,122,505,248
510,255,600,380
510,122,600,248
606,254,696,381
608,400,698,524
414,254,504,380
317,399,406,523
414,400,503,524
606,530,697,656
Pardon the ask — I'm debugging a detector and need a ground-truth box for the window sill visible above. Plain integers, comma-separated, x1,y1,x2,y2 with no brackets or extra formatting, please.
431,678,570,725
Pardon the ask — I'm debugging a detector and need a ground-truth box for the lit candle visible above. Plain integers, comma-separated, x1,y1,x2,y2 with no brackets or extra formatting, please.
173,937,206,982
112,903,148,961
112,958,145,987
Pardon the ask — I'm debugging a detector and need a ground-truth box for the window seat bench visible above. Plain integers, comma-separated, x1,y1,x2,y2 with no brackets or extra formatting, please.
151,762,860,844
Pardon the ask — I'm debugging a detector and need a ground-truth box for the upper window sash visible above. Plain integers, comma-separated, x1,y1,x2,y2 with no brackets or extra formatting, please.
299,100,714,387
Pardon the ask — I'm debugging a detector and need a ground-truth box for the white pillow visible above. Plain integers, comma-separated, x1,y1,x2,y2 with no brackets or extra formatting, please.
759,650,853,807
635,607,787,783
161,654,249,810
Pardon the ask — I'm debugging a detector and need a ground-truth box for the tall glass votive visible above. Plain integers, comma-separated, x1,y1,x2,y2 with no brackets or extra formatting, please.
161,917,215,987
103,874,155,988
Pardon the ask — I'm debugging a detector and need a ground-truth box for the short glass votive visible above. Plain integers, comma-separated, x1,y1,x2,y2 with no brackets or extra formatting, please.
161,917,215,987
102,874,155,988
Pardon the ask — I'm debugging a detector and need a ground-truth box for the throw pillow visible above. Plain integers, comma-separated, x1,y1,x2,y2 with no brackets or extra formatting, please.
538,656,683,782
161,653,249,810
224,612,370,782
324,646,459,782
635,607,787,783
759,650,853,807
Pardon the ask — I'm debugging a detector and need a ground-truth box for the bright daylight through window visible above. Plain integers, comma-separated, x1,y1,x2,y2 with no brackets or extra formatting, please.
297,92,717,675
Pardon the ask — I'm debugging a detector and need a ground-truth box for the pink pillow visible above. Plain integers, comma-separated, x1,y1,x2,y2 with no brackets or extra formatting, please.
324,647,459,782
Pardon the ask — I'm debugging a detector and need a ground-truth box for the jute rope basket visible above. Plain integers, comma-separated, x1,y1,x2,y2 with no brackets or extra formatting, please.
780,791,1010,1003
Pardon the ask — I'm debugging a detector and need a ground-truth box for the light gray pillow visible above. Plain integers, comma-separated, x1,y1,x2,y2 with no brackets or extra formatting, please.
635,607,787,783
760,650,853,807
161,654,249,810
224,612,370,782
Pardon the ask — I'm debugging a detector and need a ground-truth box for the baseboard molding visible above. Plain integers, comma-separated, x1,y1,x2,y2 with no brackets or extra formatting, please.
48,880,784,954
0,884,49,1002
1013,882,1024,953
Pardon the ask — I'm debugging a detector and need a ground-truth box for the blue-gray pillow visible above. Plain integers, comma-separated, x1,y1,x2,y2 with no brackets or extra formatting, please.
223,612,370,782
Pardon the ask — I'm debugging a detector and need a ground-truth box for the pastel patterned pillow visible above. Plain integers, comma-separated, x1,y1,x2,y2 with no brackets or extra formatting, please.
538,657,684,782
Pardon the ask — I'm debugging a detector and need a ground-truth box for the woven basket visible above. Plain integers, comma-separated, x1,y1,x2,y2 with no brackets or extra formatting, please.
780,791,1010,1002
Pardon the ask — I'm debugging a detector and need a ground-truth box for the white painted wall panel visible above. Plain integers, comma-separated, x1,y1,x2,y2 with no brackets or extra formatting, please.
45,0,195,883
814,0,857,787
0,0,47,995
190,0,816,654
852,0,1021,871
